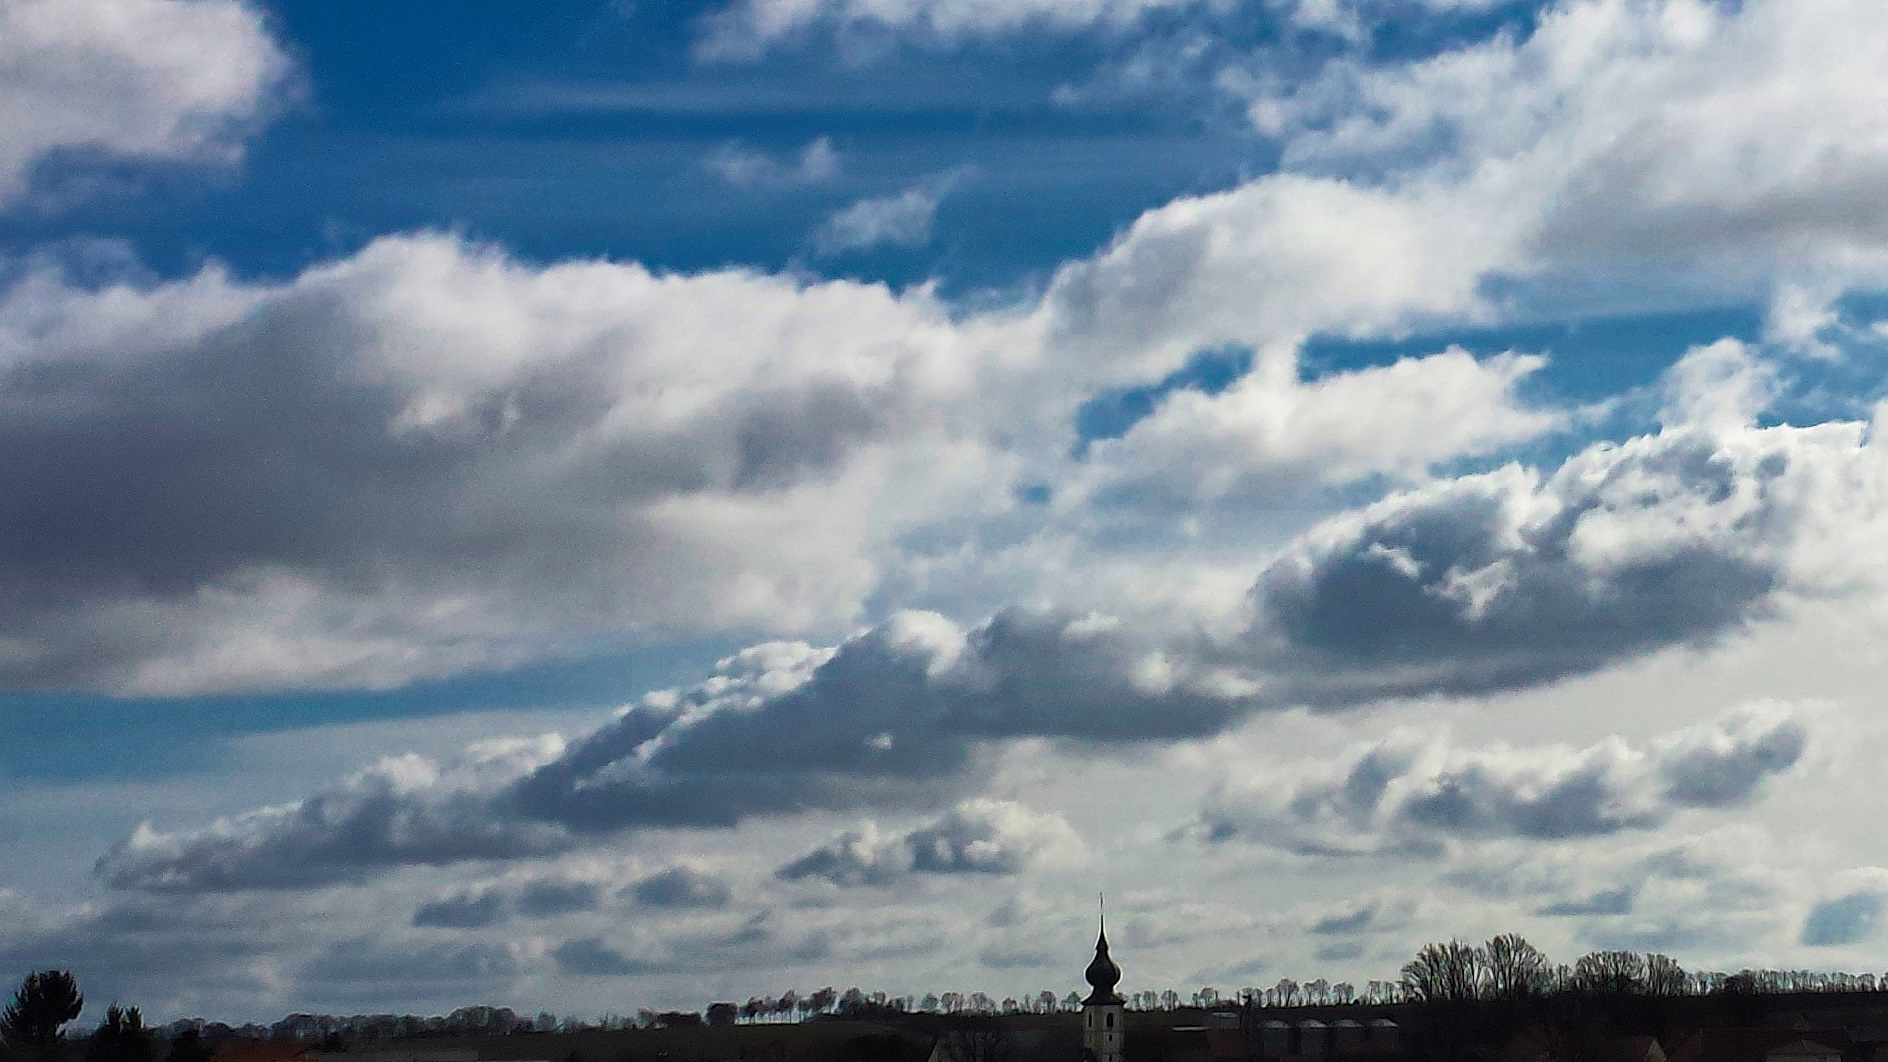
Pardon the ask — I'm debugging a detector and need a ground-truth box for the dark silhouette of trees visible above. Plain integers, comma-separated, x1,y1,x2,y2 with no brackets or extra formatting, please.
2,971,84,1062
939,1018,1010,1062
1571,950,1649,996
161,1031,211,1062
1484,934,1554,1001
1401,940,1488,1004
87,1006,153,1062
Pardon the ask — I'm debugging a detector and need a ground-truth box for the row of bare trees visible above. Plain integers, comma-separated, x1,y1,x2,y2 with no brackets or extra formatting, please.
1394,934,1888,1004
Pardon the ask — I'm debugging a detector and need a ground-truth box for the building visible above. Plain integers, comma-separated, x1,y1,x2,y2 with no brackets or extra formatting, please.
1082,919,1126,1062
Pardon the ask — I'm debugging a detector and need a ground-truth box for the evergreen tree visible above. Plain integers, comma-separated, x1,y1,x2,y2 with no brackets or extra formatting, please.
1,971,84,1062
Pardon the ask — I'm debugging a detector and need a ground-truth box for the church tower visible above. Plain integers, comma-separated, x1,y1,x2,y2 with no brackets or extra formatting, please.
1081,915,1125,1062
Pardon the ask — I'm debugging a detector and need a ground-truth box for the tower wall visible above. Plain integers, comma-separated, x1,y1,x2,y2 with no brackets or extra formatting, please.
1082,1002,1124,1062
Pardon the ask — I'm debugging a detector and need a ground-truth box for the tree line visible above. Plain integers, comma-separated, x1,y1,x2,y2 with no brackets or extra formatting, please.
1389,933,1888,1005
0,971,213,1062
13,939,1888,1060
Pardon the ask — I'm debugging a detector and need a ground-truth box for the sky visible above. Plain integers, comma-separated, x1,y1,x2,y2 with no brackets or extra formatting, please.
7,0,1888,1025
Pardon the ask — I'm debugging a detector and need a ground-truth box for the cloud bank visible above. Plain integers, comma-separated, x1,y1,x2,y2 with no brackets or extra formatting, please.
1196,704,1809,855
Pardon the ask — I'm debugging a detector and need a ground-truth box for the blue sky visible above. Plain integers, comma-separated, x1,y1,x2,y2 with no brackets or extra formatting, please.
8,0,1888,1025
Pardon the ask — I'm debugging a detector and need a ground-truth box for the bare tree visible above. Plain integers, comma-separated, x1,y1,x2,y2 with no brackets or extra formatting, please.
1485,934,1554,1001
1401,941,1488,1004
1571,951,1647,996
1645,953,1687,997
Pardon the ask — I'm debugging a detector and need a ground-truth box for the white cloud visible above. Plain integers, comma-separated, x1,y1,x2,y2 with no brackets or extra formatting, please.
1071,347,1560,506
0,0,290,206
1235,0,1888,313
1041,171,1527,384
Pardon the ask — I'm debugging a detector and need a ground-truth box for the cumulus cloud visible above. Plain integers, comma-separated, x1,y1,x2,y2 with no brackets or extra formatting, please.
512,609,1249,834
0,233,1009,693
1245,344,1888,701
96,737,572,892
0,0,290,205
1235,0,1888,310
777,799,1083,886
1072,347,1559,504
1043,172,1520,380
1195,704,1808,855
98,610,1232,892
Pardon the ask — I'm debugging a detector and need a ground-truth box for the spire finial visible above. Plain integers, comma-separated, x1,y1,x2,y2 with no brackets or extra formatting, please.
1084,894,1124,1005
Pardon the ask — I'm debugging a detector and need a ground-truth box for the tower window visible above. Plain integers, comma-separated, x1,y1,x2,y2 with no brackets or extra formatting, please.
1106,1014,1114,1029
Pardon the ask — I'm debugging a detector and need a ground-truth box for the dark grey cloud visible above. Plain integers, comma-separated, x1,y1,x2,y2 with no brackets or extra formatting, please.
99,609,1216,894
1802,892,1884,947
1537,886,1635,917
777,827,908,888
413,891,508,928
551,937,659,978
777,800,1081,888
1313,941,1367,962
295,939,524,1011
0,895,290,1009
630,866,733,909
1309,904,1378,935
552,914,831,978
1250,429,1796,703
515,879,601,918
1196,706,1807,856
513,609,1242,834
1659,716,1809,807
0,236,936,693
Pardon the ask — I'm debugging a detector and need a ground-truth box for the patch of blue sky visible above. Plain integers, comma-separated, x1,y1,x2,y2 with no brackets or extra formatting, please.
1073,345,1256,455
1303,303,1768,406
0,638,743,784
0,0,1559,296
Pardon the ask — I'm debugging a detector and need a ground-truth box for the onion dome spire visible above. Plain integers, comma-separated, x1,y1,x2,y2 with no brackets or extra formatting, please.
1084,900,1124,1006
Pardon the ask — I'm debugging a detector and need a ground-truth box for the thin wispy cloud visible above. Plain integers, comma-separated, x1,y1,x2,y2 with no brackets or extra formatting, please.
811,168,971,255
